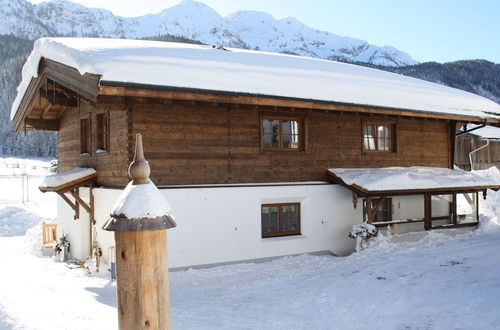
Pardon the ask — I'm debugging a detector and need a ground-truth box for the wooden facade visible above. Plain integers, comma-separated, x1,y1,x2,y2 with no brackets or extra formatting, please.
12,58,498,188
455,134,500,171
54,96,454,187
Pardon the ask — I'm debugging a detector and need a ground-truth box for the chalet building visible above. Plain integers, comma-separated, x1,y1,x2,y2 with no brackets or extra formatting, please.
455,124,500,171
11,38,500,269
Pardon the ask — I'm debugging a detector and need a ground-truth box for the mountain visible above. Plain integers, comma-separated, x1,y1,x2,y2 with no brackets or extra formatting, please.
1,0,417,67
378,60,500,104
0,0,498,157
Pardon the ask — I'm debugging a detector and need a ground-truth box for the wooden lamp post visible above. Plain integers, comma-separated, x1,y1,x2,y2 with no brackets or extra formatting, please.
103,134,176,330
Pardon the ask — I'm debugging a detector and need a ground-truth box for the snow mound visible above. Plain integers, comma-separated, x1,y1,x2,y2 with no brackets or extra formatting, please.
0,206,45,237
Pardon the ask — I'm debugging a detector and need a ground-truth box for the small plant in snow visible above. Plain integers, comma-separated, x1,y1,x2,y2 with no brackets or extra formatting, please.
348,223,378,252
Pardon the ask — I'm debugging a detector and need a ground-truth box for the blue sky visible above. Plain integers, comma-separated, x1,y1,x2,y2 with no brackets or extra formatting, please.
28,0,500,64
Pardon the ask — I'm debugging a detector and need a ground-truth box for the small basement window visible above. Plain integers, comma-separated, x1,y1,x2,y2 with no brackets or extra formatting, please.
363,123,395,152
262,118,302,150
96,112,109,153
80,117,90,154
261,203,301,237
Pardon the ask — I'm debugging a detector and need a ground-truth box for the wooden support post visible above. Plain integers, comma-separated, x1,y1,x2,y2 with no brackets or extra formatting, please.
366,197,373,223
115,230,169,329
103,134,176,330
352,192,358,209
424,194,431,230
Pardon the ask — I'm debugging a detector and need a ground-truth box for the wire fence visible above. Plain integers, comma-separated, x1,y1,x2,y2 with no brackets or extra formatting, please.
0,175,49,203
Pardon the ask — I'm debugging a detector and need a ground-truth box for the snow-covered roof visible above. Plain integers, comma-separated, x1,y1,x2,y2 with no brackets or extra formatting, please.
11,38,500,121
461,124,500,140
39,167,96,190
327,166,500,193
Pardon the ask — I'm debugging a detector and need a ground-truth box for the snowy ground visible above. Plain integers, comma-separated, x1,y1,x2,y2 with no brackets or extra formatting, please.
1,158,500,329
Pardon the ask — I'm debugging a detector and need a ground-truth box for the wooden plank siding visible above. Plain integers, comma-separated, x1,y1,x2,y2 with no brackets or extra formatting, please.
455,135,500,170
58,97,129,187
128,99,450,186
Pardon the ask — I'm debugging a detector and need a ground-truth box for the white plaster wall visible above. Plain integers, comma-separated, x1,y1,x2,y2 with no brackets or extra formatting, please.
164,184,363,268
57,193,91,260
56,185,439,268
57,183,363,268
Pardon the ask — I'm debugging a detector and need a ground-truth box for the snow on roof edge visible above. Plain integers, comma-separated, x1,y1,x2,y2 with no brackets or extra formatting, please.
328,166,500,192
40,167,96,189
11,37,500,122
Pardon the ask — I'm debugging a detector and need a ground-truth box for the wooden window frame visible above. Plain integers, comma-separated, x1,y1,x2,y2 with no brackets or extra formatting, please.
80,115,91,155
260,114,306,152
427,192,479,229
261,202,301,238
362,121,396,153
367,197,393,223
96,112,110,155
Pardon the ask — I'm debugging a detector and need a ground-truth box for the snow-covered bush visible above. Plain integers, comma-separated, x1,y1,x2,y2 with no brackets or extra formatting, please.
348,223,378,252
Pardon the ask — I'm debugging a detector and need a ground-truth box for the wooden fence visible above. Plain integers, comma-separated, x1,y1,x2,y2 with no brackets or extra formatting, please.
455,135,500,171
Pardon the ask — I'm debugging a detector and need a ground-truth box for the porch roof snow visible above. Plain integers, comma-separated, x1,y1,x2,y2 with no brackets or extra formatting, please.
11,37,500,121
327,166,500,195
461,124,500,140
40,167,96,190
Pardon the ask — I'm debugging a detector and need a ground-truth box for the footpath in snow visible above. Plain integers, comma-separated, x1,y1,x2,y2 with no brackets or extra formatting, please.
0,159,500,329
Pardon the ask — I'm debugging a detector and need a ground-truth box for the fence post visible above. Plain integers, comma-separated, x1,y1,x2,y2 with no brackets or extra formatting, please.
103,134,176,330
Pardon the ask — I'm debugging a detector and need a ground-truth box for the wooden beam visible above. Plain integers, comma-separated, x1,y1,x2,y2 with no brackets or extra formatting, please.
99,84,500,124
69,189,91,214
24,118,59,131
58,192,77,212
366,197,373,223
40,103,51,119
424,193,431,230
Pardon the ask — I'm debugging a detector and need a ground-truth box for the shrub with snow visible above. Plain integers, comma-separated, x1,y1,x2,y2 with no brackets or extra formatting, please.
349,223,378,252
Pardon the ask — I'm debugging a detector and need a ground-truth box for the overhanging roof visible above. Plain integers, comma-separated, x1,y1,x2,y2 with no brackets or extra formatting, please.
460,124,500,140
11,37,500,124
326,166,500,196
39,167,97,193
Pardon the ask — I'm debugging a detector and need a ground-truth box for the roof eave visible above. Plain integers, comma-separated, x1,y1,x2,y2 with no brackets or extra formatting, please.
99,80,500,123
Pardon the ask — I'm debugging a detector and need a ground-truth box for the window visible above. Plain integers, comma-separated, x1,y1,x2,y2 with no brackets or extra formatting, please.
262,118,302,150
363,124,394,152
371,198,392,222
261,203,300,237
96,112,109,153
80,117,90,154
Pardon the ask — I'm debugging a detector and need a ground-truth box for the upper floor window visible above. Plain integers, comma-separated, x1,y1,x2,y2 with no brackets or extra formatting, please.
80,117,90,154
262,118,302,150
363,123,394,152
96,112,109,153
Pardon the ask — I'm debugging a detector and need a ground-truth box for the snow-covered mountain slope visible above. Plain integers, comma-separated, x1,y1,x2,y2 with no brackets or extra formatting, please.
0,0,53,39
1,0,417,66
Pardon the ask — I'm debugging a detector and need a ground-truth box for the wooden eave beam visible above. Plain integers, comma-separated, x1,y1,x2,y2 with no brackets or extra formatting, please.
12,58,100,132
99,84,500,124
69,189,92,214
24,118,59,131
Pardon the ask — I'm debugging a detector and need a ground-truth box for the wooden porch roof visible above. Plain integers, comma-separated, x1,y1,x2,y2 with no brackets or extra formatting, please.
326,167,500,197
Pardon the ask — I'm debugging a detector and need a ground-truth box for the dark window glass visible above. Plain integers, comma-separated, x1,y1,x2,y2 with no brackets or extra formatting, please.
262,203,300,237
262,118,302,150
